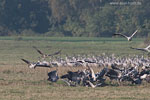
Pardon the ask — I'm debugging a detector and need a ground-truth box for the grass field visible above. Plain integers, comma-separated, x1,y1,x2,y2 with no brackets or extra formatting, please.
0,36,150,100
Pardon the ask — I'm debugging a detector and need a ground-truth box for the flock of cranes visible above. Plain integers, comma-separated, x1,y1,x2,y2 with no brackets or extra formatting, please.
21,29,150,88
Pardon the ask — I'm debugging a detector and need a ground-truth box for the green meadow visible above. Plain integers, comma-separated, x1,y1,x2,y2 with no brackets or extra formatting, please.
0,36,150,100
0,36,146,64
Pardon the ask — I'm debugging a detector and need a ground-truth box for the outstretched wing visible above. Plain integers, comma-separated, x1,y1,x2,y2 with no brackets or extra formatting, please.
130,47,145,51
111,64,121,71
146,45,150,49
32,46,44,55
53,50,61,55
87,66,96,81
48,50,61,56
21,59,30,64
130,30,138,38
114,33,128,38
60,79,71,86
86,80,96,88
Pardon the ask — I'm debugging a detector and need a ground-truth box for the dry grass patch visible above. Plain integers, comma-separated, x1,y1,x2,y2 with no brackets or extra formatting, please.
0,65,150,100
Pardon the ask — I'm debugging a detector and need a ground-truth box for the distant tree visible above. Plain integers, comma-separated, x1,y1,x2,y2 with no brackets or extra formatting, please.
0,0,149,37
0,0,50,35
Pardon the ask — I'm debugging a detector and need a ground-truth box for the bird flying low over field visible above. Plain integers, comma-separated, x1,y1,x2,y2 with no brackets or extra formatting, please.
21,58,51,69
32,46,62,59
32,46,51,59
21,59,38,69
130,45,150,53
114,30,138,41
49,50,62,56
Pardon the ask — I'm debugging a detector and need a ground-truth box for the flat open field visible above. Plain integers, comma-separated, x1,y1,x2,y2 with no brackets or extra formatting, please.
0,36,150,100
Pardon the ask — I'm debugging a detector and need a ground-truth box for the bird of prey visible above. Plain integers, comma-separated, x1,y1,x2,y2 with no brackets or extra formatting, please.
114,30,138,41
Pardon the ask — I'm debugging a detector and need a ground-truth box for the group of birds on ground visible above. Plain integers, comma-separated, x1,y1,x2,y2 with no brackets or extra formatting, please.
21,29,150,88
48,63,150,88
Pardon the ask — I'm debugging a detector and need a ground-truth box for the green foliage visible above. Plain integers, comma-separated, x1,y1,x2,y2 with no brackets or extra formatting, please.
0,0,149,37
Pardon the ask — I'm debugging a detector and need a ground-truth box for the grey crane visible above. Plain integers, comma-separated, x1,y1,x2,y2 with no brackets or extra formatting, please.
21,59,51,69
114,30,138,41
21,58,38,69
130,45,150,53
47,70,59,82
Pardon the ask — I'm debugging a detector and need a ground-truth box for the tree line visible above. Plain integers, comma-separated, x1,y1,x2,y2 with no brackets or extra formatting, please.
0,0,149,37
